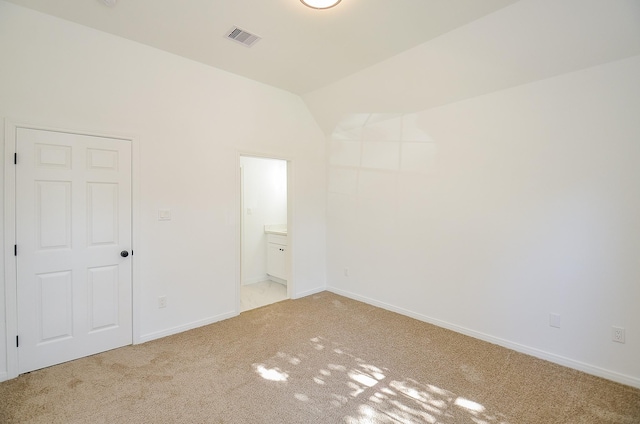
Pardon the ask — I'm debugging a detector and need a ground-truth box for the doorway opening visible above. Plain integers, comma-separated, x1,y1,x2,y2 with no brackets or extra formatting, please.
239,156,290,312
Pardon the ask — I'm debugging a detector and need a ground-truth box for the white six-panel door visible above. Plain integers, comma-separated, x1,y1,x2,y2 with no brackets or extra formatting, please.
16,128,132,373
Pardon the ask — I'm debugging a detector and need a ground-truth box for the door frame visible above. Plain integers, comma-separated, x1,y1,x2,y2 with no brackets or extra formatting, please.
3,120,141,380
236,152,294,313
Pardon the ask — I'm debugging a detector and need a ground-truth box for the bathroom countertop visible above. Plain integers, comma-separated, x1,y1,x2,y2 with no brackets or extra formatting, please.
264,225,287,236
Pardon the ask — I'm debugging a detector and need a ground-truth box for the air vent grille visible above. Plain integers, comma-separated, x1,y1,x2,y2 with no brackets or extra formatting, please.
226,26,261,47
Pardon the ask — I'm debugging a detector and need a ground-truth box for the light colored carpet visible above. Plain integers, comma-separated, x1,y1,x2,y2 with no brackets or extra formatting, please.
1,291,638,423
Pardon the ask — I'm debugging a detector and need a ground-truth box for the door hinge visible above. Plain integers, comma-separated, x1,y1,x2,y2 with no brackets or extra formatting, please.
14,153,17,164
16,335,19,348
14,245,17,256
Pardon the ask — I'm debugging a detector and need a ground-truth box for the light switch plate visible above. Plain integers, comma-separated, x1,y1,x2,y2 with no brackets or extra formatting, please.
158,209,172,221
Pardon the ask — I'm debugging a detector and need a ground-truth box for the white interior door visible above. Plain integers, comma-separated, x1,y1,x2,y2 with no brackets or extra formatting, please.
16,128,132,373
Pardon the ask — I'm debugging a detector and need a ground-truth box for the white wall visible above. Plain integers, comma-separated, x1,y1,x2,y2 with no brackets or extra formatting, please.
241,156,287,284
0,1,326,378
326,55,640,387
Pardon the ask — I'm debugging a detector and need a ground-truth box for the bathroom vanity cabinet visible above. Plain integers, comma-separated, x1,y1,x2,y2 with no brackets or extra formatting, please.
266,233,287,280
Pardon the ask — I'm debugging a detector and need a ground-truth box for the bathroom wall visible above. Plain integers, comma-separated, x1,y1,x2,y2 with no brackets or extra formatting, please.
241,156,287,284
326,55,640,387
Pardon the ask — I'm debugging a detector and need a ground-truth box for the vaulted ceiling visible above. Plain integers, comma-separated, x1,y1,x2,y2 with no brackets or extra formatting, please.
3,0,517,94
4,0,640,133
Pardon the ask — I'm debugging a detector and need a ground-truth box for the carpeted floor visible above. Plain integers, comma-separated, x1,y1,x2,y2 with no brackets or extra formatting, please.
1,291,639,423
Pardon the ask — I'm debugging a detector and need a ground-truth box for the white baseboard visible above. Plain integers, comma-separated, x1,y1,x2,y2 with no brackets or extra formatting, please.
327,286,640,389
138,311,237,344
242,275,269,286
140,286,325,344
0,371,8,382
293,285,326,300
267,275,287,285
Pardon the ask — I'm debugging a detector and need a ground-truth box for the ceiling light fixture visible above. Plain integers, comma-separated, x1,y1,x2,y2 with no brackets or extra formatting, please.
300,0,341,10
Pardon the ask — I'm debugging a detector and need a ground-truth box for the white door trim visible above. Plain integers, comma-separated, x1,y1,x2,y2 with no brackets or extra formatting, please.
3,120,141,380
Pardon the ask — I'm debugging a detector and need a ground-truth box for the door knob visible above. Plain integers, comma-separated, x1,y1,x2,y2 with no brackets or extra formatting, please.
120,250,129,258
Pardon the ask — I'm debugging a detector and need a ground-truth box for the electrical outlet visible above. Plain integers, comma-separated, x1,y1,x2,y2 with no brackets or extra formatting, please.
612,326,625,344
158,296,167,309
549,313,561,328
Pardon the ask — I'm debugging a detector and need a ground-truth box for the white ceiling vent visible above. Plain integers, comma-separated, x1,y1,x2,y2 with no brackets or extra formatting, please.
225,27,261,48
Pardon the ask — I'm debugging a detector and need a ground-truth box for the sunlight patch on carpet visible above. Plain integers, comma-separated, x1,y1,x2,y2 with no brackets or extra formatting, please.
253,364,288,382
455,396,486,413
